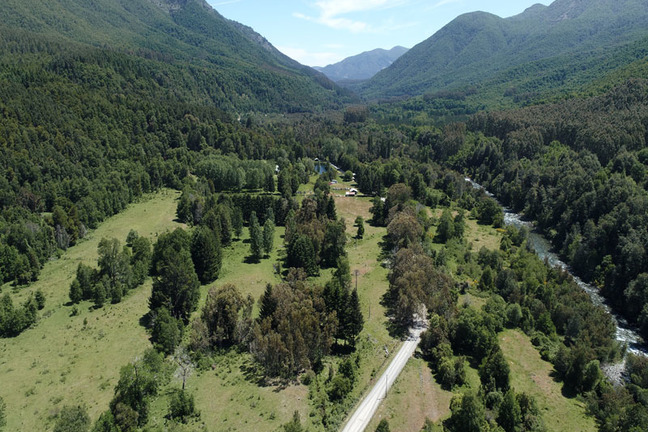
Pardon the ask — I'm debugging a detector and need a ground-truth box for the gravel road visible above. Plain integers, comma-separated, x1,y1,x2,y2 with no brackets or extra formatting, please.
341,325,426,432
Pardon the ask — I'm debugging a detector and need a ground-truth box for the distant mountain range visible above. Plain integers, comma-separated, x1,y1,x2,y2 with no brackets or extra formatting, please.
0,0,351,112
2,0,648,111
357,0,648,104
314,46,409,82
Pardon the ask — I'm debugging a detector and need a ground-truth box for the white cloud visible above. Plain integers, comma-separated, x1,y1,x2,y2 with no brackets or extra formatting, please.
277,46,345,67
432,0,461,8
296,0,410,33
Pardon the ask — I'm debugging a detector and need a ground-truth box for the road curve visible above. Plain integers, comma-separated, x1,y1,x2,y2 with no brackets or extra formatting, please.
341,326,425,432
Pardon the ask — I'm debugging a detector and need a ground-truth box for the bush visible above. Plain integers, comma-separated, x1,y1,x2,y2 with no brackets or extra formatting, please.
53,405,90,432
376,419,390,432
301,370,316,386
168,390,198,423
328,375,352,401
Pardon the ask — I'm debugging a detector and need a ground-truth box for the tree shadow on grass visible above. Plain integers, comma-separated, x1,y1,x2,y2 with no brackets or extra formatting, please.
377,234,394,262
379,290,410,339
139,310,152,328
331,343,356,356
243,255,261,264
239,358,294,390
383,316,409,340
549,370,579,398
240,360,268,387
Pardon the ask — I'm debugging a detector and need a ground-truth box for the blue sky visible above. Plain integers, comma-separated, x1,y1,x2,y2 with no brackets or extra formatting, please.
206,0,553,67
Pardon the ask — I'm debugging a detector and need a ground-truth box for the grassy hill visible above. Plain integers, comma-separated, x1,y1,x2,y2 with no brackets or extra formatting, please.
356,0,648,107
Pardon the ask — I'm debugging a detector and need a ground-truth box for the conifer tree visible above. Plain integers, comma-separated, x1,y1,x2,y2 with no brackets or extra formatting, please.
76,263,96,300
326,196,337,220
258,284,277,323
454,210,465,239
437,208,455,243
497,389,522,432
355,216,365,239
287,235,318,276
479,345,510,393
249,211,263,260
69,279,82,304
232,207,244,239
345,289,364,346
191,227,222,284
332,255,352,290
265,207,275,224
263,218,275,256
151,307,182,355
94,282,106,309
284,209,297,245
369,196,385,226
150,249,200,323
131,236,152,286
322,220,347,268
215,205,233,246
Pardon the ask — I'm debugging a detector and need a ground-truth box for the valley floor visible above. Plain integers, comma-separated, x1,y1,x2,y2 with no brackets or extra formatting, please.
0,182,601,432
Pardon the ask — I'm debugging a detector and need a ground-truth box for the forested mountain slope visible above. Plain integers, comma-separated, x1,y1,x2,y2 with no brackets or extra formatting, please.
0,0,352,293
357,0,648,106
315,46,409,82
0,0,349,112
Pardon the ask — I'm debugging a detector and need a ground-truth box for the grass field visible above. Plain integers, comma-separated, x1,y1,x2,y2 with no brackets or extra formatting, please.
0,189,183,431
366,356,454,431
1,181,590,432
165,224,319,431
198,226,286,313
143,193,401,431
22,181,396,432
332,195,404,420
499,329,596,432
0,190,320,432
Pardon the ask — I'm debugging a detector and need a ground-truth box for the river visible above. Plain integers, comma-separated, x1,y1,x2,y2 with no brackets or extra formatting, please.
465,178,647,356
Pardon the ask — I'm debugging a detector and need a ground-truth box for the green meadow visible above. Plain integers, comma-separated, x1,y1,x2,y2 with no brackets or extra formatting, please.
499,330,596,432
0,183,598,432
0,189,183,431
0,185,404,431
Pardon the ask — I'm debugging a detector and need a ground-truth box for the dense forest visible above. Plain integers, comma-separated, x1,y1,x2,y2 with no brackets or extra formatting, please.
460,79,648,337
357,0,648,106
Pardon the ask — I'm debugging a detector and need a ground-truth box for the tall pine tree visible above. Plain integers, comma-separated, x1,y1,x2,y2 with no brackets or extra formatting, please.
150,249,200,323
258,283,277,324
263,218,275,256
344,288,364,346
191,227,222,284
249,211,263,261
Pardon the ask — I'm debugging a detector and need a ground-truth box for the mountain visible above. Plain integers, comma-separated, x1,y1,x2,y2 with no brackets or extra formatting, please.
357,0,648,104
0,0,350,112
314,46,409,82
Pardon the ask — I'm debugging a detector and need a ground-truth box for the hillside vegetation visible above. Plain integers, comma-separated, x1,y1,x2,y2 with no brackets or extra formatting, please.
0,0,349,112
357,0,648,108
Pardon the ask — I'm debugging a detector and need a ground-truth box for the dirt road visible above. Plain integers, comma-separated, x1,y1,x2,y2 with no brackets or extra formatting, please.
341,325,425,432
